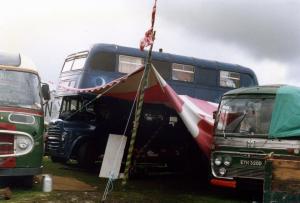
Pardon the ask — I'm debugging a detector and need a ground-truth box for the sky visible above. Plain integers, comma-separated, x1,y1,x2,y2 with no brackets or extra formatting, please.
1,0,299,87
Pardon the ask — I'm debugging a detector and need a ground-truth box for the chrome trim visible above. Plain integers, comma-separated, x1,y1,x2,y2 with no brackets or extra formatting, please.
215,136,300,149
0,142,13,146
0,130,34,158
8,113,35,125
213,150,267,156
211,151,266,180
210,155,233,180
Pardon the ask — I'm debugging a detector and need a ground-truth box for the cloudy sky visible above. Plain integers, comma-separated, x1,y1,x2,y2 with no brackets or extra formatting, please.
1,0,299,87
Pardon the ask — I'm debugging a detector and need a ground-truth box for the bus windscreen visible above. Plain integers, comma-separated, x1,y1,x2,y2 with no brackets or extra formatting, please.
62,54,87,72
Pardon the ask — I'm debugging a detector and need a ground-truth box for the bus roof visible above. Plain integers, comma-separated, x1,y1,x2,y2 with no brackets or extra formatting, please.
84,43,256,75
223,85,284,96
0,51,38,73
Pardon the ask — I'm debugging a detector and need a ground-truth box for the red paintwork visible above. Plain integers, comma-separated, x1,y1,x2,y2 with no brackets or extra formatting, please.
210,178,237,188
0,157,16,168
0,122,16,167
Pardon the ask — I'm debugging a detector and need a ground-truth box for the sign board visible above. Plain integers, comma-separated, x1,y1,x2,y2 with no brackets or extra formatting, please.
99,134,127,179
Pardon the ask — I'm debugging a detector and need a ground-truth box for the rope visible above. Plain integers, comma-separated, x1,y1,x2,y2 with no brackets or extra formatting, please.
62,80,119,122
135,124,164,159
101,0,158,200
100,76,142,202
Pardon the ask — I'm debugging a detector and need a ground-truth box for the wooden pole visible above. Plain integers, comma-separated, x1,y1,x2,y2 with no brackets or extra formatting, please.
122,32,156,186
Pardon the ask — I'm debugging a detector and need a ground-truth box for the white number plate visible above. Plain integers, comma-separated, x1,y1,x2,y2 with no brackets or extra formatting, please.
240,159,263,166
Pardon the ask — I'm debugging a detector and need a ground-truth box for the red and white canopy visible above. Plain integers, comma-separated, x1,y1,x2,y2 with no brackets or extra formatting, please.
59,66,218,156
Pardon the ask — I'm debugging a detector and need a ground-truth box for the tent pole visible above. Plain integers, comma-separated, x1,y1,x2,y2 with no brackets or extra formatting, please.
122,32,156,186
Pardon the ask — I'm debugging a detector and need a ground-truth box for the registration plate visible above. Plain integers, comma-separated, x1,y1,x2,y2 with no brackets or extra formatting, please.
240,159,263,166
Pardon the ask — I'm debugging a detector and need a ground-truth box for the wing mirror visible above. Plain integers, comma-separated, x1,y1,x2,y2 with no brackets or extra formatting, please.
42,83,51,101
213,110,217,120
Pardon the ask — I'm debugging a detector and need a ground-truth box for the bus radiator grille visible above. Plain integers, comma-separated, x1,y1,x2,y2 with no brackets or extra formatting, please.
226,167,265,180
0,134,14,155
46,125,62,151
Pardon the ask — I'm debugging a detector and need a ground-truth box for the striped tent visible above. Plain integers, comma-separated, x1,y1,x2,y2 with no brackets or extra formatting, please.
59,66,218,156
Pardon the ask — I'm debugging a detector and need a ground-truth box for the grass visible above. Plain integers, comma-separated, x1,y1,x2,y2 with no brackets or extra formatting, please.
2,157,253,203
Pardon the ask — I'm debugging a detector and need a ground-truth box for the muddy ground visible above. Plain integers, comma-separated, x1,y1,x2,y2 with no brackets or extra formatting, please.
1,158,261,203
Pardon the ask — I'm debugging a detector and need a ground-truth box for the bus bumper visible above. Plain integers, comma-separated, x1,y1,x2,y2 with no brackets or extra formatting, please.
0,167,42,176
210,178,237,188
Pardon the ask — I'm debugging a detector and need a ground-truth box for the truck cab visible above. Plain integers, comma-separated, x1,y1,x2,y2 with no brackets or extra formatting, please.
211,85,300,188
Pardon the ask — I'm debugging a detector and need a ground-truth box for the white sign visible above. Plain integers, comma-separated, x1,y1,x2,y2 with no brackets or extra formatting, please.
99,134,127,179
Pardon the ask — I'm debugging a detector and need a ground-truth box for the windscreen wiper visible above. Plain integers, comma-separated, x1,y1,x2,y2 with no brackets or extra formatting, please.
230,112,248,133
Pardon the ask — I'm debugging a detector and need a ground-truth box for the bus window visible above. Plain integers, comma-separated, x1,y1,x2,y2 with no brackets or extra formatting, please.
220,70,240,88
60,98,68,113
118,55,144,74
62,59,74,72
172,63,195,82
62,53,87,72
60,97,81,113
152,60,171,80
72,57,87,70
70,99,78,111
69,80,76,88
90,52,116,71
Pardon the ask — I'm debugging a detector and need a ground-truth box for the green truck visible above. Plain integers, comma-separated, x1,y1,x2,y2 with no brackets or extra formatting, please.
211,85,300,192
0,52,49,186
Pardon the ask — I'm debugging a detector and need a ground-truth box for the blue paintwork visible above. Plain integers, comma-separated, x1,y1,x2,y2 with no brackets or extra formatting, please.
58,43,258,103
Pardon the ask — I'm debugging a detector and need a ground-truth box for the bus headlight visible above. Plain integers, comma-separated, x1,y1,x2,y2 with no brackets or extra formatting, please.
224,155,232,166
17,137,30,149
0,130,34,158
214,156,222,166
219,167,227,176
61,132,67,142
15,133,34,156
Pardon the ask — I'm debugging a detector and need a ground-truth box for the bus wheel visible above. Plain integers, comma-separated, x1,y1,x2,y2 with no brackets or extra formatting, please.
77,141,98,169
51,156,67,164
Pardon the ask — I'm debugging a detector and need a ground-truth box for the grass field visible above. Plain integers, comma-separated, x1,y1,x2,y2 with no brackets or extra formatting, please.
2,157,257,203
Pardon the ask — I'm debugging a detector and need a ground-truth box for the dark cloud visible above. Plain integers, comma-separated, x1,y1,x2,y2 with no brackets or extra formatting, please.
159,0,300,63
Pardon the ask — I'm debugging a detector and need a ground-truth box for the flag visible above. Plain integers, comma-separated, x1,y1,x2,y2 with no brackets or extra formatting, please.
140,0,157,51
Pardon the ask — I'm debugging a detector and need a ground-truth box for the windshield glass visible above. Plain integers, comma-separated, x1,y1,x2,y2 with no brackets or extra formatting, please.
216,97,275,135
0,70,41,109
59,96,95,122
62,52,88,72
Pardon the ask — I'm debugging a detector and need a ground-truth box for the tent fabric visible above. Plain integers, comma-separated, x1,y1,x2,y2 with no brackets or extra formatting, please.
59,66,217,156
269,85,300,138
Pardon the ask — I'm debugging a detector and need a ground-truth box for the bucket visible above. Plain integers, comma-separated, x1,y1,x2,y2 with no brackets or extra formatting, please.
42,174,53,192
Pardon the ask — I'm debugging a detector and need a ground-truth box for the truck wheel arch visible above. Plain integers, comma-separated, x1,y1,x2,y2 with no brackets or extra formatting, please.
69,136,91,158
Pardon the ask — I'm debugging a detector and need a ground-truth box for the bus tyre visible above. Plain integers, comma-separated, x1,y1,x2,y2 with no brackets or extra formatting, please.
51,156,67,164
77,141,98,169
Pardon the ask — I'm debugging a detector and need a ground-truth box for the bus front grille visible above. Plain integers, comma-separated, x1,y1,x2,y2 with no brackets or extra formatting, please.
226,167,265,179
0,134,14,155
46,124,62,152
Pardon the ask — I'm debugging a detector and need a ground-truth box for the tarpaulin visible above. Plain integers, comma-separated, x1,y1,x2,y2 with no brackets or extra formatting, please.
269,85,300,138
60,65,217,156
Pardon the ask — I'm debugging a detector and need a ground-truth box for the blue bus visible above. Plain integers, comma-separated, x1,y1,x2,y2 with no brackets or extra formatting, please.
45,43,258,170
56,43,257,102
